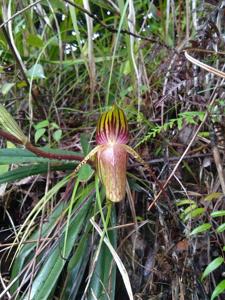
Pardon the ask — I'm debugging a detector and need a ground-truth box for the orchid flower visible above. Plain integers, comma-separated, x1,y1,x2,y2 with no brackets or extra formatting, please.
74,104,145,203
0,103,147,203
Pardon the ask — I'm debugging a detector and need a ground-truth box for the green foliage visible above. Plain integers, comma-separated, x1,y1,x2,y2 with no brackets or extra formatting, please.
176,199,205,222
178,194,225,299
26,63,46,79
34,120,62,143
1,0,224,299
22,199,91,300
211,210,225,217
201,257,224,281
190,223,212,236
27,34,44,48
216,223,225,233
78,164,94,182
0,148,81,165
10,203,65,293
0,162,75,184
137,111,206,147
211,280,225,300
1,82,15,95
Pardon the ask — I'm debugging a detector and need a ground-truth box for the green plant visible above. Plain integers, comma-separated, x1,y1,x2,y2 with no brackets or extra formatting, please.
34,119,62,144
177,193,225,300
136,111,206,147
0,102,148,299
1,1,225,299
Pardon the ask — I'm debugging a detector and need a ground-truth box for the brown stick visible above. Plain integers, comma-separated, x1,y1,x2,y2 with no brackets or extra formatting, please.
25,142,84,161
0,129,84,162
0,129,22,145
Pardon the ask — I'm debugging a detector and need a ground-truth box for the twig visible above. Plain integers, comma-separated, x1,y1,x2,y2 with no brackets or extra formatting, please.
0,129,85,162
25,143,84,161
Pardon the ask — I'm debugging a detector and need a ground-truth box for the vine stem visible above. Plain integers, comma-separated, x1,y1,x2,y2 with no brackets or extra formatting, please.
0,129,85,162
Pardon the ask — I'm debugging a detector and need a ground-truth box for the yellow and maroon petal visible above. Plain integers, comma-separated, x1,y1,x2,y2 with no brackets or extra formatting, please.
96,105,129,145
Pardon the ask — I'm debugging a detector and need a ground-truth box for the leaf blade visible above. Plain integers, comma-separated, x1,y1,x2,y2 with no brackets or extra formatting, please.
201,257,224,281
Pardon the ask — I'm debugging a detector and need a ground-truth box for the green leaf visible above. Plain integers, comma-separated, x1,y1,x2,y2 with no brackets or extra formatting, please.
0,163,75,184
211,210,225,218
211,280,225,300
176,199,196,206
204,192,223,201
60,224,92,299
0,163,9,175
190,223,211,235
53,129,62,142
80,133,91,156
0,148,82,165
179,204,197,220
177,117,183,130
1,82,15,95
201,257,224,281
122,60,131,75
89,207,117,300
216,223,225,233
184,208,205,221
35,128,46,143
27,34,44,48
50,122,59,129
34,119,49,129
17,81,27,88
42,0,66,9
10,203,65,293
78,164,94,182
0,148,49,164
0,142,13,175
27,64,46,79
22,196,92,300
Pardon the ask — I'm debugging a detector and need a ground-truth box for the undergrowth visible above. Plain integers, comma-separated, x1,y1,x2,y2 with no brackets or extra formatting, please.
1,1,225,300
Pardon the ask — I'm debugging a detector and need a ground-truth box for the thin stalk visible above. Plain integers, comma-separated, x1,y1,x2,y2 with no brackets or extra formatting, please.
106,0,129,105
0,129,85,162
83,0,96,109
63,179,80,257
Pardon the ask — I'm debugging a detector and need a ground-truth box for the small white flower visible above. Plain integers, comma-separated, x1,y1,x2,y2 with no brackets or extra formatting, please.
71,45,77,52
92,32,100,40
147,12,153,19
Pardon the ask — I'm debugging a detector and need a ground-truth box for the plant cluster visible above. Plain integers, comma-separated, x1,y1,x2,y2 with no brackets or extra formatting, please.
1,1,225,300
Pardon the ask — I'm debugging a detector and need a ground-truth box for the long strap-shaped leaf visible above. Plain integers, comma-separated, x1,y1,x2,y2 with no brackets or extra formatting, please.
184,48,225,79
90,217,134,300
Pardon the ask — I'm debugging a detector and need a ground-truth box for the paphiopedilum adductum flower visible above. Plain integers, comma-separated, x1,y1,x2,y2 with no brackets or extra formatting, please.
74,105,144,203
95,105,129,202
